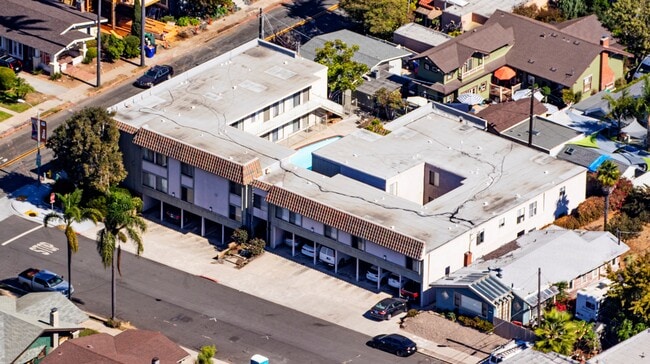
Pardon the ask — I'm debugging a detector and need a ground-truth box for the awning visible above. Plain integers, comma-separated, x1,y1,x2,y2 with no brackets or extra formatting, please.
494,66,516,81
415,6,442,19
457,93,484,105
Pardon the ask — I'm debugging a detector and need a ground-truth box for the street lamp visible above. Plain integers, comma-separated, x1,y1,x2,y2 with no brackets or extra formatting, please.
17,99,42,184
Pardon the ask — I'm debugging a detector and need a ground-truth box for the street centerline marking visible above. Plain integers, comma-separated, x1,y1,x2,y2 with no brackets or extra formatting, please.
1,225,43,246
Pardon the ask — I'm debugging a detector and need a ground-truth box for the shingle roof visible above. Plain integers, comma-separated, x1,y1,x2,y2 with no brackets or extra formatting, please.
41,330,189,364
415,23,515,73
477,98,548,133
266,186,425,259
432,271,513,305
132,128,262,185
1,0,101,56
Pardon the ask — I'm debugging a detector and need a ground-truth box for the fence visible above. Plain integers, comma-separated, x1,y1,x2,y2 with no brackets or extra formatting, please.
493,317,536,342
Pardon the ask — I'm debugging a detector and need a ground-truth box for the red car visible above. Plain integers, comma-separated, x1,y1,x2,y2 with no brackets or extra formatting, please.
400,280,420,301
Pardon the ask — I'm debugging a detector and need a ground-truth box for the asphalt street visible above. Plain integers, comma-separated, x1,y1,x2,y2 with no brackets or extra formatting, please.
0,215,437,363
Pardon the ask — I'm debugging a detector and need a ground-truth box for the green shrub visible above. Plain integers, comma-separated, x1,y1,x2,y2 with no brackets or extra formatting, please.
196,345,217,364
554,214,581,229
105,318,121,328
79,328,99,337
189,17,201,26
231,228,248,245
83,47,98,64
160,15,176,23
102,34,125,62
606,213,643,240
445,311,456,322
49,72,62,81
13,77,34,99
457,315,494,333
123,35,141,59
0,67,16,91
87,39,98,48
176,16,191,26
406,309,419,318
247,238,266,256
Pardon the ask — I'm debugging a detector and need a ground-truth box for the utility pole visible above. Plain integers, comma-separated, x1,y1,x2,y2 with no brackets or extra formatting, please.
528,86,535,147
537,267,542,326
96,0,102,87
140,0,145,67
258,8,263,39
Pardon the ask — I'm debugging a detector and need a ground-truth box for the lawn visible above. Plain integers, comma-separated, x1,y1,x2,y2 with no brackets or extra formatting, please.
0,109,12,122
0,92,30,113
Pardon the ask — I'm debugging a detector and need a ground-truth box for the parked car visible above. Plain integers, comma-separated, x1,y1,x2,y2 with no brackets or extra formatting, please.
633,55,650,79
0,55,22,73
135,64,174,88
369,298,408,320
18,268,73,296
284,236,299,248
319,246,350,266
165,206,188,225
388,273,402,289
366,265,390,283
300,243,316,258
400,280,420,301
367,333,417,357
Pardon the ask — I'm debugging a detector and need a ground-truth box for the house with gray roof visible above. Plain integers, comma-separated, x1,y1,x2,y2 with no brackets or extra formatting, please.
432,229,628,325
0,292,88,364
393,22,452,53
412,11,630,107
587,328,650,363
2,0,105,74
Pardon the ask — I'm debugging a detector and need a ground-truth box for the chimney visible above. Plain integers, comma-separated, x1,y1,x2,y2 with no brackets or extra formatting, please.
463,251,473,267
600,35,609,48
51,308,60,348
600,36,615,90
152,357,160,364
50,308,59,327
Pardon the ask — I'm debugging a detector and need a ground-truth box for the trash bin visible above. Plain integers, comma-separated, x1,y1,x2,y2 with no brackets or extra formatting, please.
144,46,155,58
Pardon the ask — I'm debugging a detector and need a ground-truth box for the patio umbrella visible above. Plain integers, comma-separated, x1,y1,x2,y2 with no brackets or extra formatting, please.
512,89,543,101
457,93,484,105
494,66,516,81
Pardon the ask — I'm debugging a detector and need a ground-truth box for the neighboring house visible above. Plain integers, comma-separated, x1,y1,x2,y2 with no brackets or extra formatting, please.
414,0,548,32
412,11,630,106
2,0,105,74
587,328,650,363
41,329,191,364
498,347,579,363
354,67,406,111
0,292,88,364
111,37,586,310
393,23,452,53
431,229,629,324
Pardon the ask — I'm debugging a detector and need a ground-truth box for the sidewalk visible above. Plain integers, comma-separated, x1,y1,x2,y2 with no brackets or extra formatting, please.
5,182,484,363
0,0,288,139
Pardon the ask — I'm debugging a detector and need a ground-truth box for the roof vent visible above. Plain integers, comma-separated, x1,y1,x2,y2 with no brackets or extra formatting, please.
551,33,558,37
573,40,580,45
540,33,546,38
528,59,535,64
550,67,557,72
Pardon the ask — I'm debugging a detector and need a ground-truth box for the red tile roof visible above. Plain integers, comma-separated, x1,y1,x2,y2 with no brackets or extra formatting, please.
132,128,262,185
266,186,425,259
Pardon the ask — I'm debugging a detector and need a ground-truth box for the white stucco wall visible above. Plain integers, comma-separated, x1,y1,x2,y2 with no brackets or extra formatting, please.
194,169,230,216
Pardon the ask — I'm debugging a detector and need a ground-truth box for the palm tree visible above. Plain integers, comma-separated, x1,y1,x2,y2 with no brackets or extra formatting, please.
534,308,578,355
43,189,101,300
597,160,621,230
603,89,636,140
96,188,146,320
633,78,650,151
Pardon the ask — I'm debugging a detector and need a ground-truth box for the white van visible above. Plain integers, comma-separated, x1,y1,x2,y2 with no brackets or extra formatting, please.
319,246,350,266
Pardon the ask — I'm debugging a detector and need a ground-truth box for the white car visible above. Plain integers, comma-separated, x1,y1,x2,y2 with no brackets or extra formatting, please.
388,273,403,289
634,55,650,79
284,237,299,248
366,265,390,283
301,244,316,258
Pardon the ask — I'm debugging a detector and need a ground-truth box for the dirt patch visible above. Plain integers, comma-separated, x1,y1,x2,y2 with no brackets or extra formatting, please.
402,311,508,357
581,212,650,259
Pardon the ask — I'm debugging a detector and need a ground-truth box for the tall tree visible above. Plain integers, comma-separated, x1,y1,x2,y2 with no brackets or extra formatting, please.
634,78,650,152
603,0,650,61
596,160,620,229
44,189,102,299
374,87,405,119
603,89,636,140
96,188,146,320
339,0,409,38
558,0,587,19
314,40,369,97
47,107,127,195
534,308,579,355
131,0,142,41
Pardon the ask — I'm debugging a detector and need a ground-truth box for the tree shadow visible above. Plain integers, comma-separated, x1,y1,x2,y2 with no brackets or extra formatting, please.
554,194,570,219
283,0,327,20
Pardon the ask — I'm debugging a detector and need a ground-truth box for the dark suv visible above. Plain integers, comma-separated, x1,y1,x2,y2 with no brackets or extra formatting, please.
0,55,22,73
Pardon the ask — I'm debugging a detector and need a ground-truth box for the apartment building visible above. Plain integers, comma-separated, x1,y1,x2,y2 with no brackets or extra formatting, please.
111,39,586,306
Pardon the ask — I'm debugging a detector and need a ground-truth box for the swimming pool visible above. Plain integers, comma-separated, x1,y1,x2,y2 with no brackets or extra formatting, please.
292,136,342,169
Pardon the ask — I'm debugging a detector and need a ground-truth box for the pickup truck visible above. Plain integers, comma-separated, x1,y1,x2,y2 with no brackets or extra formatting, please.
18,268,73,296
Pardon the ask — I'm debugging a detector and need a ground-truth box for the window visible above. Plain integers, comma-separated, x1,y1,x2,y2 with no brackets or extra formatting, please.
529,201,537,217
389,182,398,195
229,205,242,222
272,102,280,117
229,181,242,196
517,208,525,224
181,162,194,177
424,62,430,71
291,119,300,133
155,153,167,167
293,92,301,107
253,194,263,209
143,172,155,188
324,225,337,239
352,236,365,250
583,75,592,93
181,186,194,203
263,106,270,122
499,217,505,228
156,176,168,193
585,301,595,310
445,266,451,276
302,88,310,102
143,148,155,162
479,82,487,92
275,207,289,221
446,73,453,81
289,211,301,225
429,171,439,186
454,292,461,307
233,120,244,130
559,186,566,198
476,230,485,245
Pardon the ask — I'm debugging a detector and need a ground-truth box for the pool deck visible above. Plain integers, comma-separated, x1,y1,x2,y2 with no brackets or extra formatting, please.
280,115,361,150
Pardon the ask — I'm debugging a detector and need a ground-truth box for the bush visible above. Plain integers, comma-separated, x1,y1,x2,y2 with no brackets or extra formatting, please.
14,77,34,99
445,311,456,322
176,16,191,26
606,213,643,240
105,318,121,328
231,228,248,245
196,345,217,364
576,196,605,225
102,34,125,62
609,178,633,211
0,67,16,91
406,309,419,318
457,315,494,333
49,72,62,81
83,47,98,64
87,39,97,48
122,35,141,59
160,15,175,23
554,214,581,229
246,238,266,256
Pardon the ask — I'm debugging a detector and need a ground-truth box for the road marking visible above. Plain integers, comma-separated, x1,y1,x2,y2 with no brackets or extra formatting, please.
1,225,43,246
0,147,39,170
29,241,59,255
264,3,341,41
